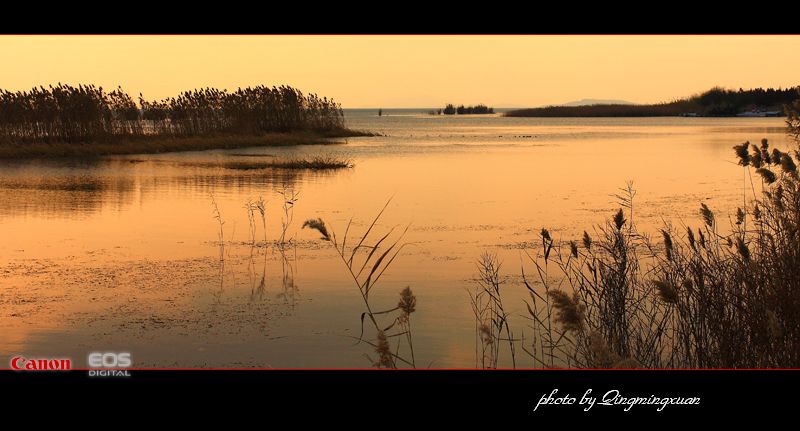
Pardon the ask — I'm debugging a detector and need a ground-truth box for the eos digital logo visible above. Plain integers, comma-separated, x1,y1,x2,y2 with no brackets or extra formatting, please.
87,352,132,377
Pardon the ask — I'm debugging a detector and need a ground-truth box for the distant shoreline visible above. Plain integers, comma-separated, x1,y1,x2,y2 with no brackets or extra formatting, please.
0,129,372,159
504,111,787,118
506,86,797,118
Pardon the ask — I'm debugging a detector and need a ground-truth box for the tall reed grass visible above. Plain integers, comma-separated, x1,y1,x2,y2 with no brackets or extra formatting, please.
472,95,800,368
518,136,800,368
470,252,517,368
210,193,225,261
278,186,299,247
0,83,347,144
302,200,418,368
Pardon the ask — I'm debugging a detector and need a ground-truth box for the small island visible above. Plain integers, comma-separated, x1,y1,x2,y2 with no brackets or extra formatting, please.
436,104,495,115
505,86,799,117
0,83,370,158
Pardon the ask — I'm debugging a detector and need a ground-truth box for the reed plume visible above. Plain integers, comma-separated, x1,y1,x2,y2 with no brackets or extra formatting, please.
547,290,585,334
302,218,331,241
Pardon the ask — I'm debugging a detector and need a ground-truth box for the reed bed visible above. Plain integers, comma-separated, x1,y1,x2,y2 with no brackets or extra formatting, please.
0,84,350,144
219,157,352,171
267,156,353,170
515,133,800,368
178,155,352,171
462,98,800,368
0,131,356,159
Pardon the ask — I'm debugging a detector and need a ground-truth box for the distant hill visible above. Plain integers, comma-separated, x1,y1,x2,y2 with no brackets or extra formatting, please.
560,98,634,107
506,87,799,117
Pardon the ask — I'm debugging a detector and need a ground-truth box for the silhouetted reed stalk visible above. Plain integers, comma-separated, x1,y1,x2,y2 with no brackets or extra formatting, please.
244,196,267,246
216,253,226,304
210,193,225,261
245,198,257,246
302,200,417,368
278,186,299,247
470,252,516,368
519,229,558,367
255,196,267,245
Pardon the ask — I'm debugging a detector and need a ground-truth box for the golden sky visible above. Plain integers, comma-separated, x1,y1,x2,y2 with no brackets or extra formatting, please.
1,35,798,108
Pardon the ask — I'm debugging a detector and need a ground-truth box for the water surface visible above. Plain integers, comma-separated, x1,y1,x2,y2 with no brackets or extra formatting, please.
0,111,791,367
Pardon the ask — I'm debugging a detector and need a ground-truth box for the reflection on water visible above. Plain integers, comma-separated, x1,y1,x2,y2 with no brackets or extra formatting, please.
241,245,299,307
0,113,795,367
0,158,347,218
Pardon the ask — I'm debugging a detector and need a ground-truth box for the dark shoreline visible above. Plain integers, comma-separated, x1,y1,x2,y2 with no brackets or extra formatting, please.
505,86,797,118
504,112,787,118
0,129,373,159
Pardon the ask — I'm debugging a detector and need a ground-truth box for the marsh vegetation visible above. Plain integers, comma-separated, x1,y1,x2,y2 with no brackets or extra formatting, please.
185,156,353,171
0,83,366,158
6,105,799,369
470,102,800,368
300,99,800,369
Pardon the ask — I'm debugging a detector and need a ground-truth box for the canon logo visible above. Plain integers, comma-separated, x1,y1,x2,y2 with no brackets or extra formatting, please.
10,356,72,371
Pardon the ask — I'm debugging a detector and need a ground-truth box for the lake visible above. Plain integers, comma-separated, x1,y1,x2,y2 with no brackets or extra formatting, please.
0,111,791,368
